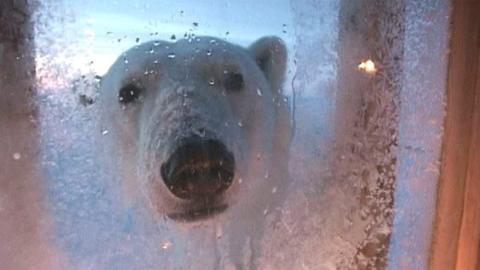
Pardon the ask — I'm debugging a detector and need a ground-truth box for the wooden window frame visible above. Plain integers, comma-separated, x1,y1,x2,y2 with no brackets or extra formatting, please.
430,1,480,270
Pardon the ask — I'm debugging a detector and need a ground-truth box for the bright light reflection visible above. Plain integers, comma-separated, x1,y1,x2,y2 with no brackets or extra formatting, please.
358,59,377,74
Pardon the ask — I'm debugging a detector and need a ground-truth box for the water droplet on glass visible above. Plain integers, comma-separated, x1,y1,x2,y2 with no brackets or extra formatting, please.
264,170,269,179
123,57,129,64
12,153,21,160
208,78,215,86
206,49,212,56
170,34,176,40
167,52,176,59
135,37,140,43
237,121,243,127
216,229,222,239
153,41,160,46
195,128,206,137
193,22,199,27
102,129,109,135
161,240,172,250
272,187,277,193
256,88,263,96
238,178,243,184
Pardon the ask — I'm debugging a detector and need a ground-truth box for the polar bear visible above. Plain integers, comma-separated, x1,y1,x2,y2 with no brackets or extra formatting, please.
96,36,291,268
98,36,291,228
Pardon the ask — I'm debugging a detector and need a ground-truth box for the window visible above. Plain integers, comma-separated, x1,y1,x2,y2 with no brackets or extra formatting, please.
1,1,452,269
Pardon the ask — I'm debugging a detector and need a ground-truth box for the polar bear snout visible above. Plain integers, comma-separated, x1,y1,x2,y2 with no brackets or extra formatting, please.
160,137,235,200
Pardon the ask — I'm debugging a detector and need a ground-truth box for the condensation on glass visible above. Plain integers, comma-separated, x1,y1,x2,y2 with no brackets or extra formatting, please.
0,0,451,269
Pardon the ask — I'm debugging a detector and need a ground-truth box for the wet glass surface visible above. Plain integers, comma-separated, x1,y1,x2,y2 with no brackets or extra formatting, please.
0,0,451,269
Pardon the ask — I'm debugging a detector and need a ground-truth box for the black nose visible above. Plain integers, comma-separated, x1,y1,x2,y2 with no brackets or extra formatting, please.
160,138,235,200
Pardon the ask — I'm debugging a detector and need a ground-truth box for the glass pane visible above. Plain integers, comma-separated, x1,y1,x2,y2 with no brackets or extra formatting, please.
0,0,450,269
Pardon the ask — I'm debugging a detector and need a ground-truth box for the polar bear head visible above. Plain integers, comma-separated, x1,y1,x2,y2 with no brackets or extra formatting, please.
98,36,291,222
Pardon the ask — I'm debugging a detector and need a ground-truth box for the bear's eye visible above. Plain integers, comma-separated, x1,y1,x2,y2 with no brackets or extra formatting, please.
118,84,142,104
223,72,244,92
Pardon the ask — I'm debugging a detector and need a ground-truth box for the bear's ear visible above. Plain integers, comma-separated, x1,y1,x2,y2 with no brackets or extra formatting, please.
250,37,292,160
249,36,287,94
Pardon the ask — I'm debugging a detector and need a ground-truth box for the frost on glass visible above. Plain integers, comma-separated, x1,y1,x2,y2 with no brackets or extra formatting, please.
265,1,403,269
388,1,450,269
32,0,449,269
0,1,65,269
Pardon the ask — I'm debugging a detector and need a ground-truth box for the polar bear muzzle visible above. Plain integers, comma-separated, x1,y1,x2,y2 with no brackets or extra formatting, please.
160,136,235,200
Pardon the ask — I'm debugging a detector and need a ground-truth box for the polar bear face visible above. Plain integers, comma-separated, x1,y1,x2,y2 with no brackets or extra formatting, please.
99,36,290,222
